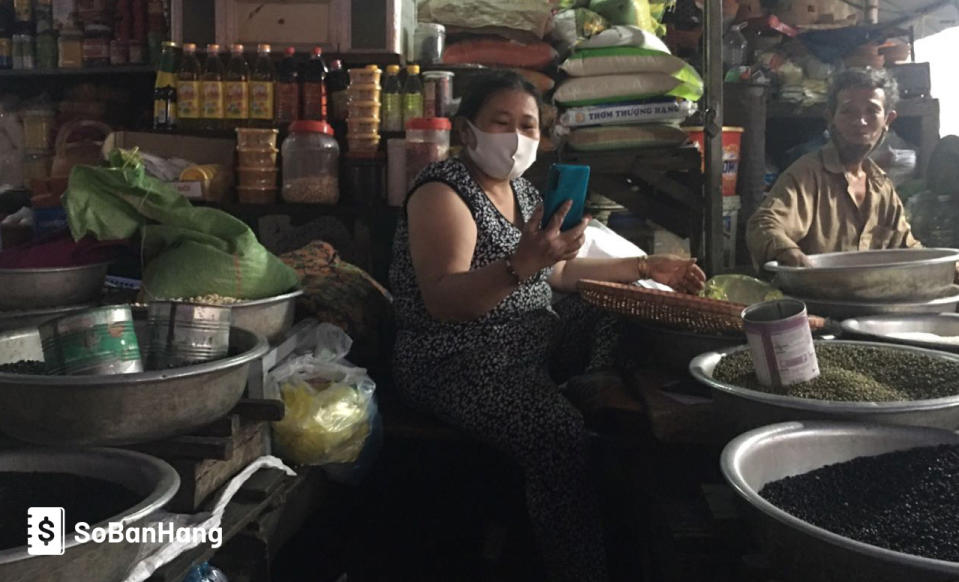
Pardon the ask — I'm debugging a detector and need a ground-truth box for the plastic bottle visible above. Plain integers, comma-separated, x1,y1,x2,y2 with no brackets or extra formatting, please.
249,43,275,126
275,46,299,124
381,64,402,133
224,43,249,127
402,64,423,128
302,46,327,121
201,44,225,130
153,41,178,130
177,42,202,129
326,59,350,135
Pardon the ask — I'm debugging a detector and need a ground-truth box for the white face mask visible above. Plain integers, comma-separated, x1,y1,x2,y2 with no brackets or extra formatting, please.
465,120,539,181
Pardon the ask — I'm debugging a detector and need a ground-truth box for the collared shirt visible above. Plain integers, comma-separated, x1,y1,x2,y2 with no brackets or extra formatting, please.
746,140,921,267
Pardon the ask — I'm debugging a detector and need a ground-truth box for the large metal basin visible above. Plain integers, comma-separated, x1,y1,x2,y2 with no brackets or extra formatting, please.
721,421,959,582
0,262,110,310
841,313,959,353
0,303,97,332
0,447,179,582
689,340,959,432
765,248,959,302
0,324,269,445
789,287,959,319
230,289,303,344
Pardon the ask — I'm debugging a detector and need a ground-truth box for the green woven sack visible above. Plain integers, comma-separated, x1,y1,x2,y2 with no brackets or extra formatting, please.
65,148,299,300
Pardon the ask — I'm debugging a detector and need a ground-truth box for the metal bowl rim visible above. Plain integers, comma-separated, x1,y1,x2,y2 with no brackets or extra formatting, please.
720,420,959,573
689,339,959,413
789,290,959,309
841,313,959,350
0,325,268,386
0,303,98,317
764,248,959,273
0,261,113,275
229,288,304,308
0,446,180,562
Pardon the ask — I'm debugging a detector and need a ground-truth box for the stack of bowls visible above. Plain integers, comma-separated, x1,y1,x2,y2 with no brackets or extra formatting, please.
234,128,279,204
346,65,382,154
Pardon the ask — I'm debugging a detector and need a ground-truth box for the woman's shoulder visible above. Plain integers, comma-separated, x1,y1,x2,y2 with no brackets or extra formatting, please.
413,157,470,188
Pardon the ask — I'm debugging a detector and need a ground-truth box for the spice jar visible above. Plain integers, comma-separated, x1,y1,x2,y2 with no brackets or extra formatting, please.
422,71,454,118
281,120,340,204
83,23,111,67
21,109,55,152
405,117,451,188
58,27,84,68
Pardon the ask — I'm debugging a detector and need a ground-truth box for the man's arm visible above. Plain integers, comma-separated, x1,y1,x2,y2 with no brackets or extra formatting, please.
889,190,922,249
746,172,816,267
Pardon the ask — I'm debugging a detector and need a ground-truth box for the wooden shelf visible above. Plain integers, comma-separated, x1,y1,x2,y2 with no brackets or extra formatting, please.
0,64,156,78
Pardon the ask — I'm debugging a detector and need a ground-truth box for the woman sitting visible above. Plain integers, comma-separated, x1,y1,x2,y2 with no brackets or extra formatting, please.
389,70,706,581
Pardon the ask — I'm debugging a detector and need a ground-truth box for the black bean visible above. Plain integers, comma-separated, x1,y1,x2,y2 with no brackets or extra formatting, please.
760,445,959,562
714,344,959,401
0,360,46,375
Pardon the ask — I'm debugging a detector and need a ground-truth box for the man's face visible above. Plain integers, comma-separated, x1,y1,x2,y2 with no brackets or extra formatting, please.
830,87,896,148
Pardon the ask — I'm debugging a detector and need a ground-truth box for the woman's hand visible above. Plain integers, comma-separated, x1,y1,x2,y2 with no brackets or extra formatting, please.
646,254,707,294
511,201,589,280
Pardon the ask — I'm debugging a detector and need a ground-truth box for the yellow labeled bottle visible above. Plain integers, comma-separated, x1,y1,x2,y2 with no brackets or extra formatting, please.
177,43,202,129
249,43,275,126
201,43,225,130
224,43,250,125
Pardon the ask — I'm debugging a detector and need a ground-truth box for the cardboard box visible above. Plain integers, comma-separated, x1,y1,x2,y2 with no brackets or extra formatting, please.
102,131,236,201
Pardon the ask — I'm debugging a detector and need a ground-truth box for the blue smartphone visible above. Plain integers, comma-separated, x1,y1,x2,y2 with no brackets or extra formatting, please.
541,163,590,231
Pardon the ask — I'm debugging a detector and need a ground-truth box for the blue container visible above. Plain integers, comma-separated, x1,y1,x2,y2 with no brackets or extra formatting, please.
541,163,590,231
33,205,67,236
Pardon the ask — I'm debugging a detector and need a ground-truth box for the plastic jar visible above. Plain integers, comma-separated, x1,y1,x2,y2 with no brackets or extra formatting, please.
422,71,454,118
58,27,84,68
405,117,450,187
348,65,381,86
281,120,340,204
347,83,380,103
21,109,55,152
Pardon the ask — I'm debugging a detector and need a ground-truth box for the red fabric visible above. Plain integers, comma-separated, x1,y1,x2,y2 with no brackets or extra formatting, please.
0,231,127,268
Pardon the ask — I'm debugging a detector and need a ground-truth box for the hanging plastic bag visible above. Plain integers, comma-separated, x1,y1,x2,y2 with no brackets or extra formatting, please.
269,323,381,483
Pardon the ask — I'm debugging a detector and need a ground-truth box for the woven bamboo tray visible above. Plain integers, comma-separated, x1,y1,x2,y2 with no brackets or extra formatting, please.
578,279,826,335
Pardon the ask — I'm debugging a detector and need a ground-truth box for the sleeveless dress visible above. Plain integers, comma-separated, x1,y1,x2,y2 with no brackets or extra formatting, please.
389,157,609,582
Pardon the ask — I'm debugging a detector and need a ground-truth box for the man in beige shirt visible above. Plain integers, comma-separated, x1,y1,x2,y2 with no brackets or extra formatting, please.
747,68,921,268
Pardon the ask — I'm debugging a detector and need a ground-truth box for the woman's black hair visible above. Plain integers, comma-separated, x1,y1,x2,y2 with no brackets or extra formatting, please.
456,69,542,122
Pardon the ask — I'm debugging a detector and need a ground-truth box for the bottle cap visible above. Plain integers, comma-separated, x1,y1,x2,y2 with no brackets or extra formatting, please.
330,59,343,70
162,41,179,49
182,43,196,52
366,64,380,71
386,64,400,74
407,64,420,75
406,117,452,131
312,46,323,56
285,47,296,56
231,44,244,53
257,43,271,53
289,120,334,136
207,44,220,53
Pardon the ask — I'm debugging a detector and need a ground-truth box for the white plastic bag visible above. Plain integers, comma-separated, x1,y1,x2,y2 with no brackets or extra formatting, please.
269,324,379,470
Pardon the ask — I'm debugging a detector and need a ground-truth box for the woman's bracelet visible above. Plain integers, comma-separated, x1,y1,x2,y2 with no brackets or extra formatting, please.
636,256,649,280
505,256,523,286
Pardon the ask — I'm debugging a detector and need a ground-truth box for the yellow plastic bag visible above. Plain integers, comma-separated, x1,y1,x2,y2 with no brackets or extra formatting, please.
269,324,378,468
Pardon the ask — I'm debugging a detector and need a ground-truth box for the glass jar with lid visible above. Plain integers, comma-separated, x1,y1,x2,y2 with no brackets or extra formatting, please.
281,120,340,204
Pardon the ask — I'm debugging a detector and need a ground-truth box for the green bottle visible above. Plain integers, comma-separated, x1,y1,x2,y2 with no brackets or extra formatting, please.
381,64,403,132
402,64,423,129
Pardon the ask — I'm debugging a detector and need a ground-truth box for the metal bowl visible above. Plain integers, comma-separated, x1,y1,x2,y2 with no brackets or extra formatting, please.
721,421,959,582
0,262,110,310
841,313,959,353
0,303,97,332
0,324,269,446
689,340,959,432
788,287,959,319
0,447,179,582
765,248,959,302
230,289,303,344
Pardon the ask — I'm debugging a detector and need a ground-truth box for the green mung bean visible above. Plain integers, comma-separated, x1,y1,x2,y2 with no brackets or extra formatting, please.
714,343,959,401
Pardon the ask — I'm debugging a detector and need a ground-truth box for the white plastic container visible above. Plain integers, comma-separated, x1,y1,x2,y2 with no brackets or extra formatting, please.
405,117,451,188
742,299,820,389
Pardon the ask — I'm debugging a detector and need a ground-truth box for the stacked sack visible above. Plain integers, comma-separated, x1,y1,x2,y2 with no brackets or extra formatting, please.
553,25,703,152
346,65,382,155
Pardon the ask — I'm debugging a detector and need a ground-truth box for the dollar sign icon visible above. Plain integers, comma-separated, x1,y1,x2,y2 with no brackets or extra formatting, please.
37,517,56,546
